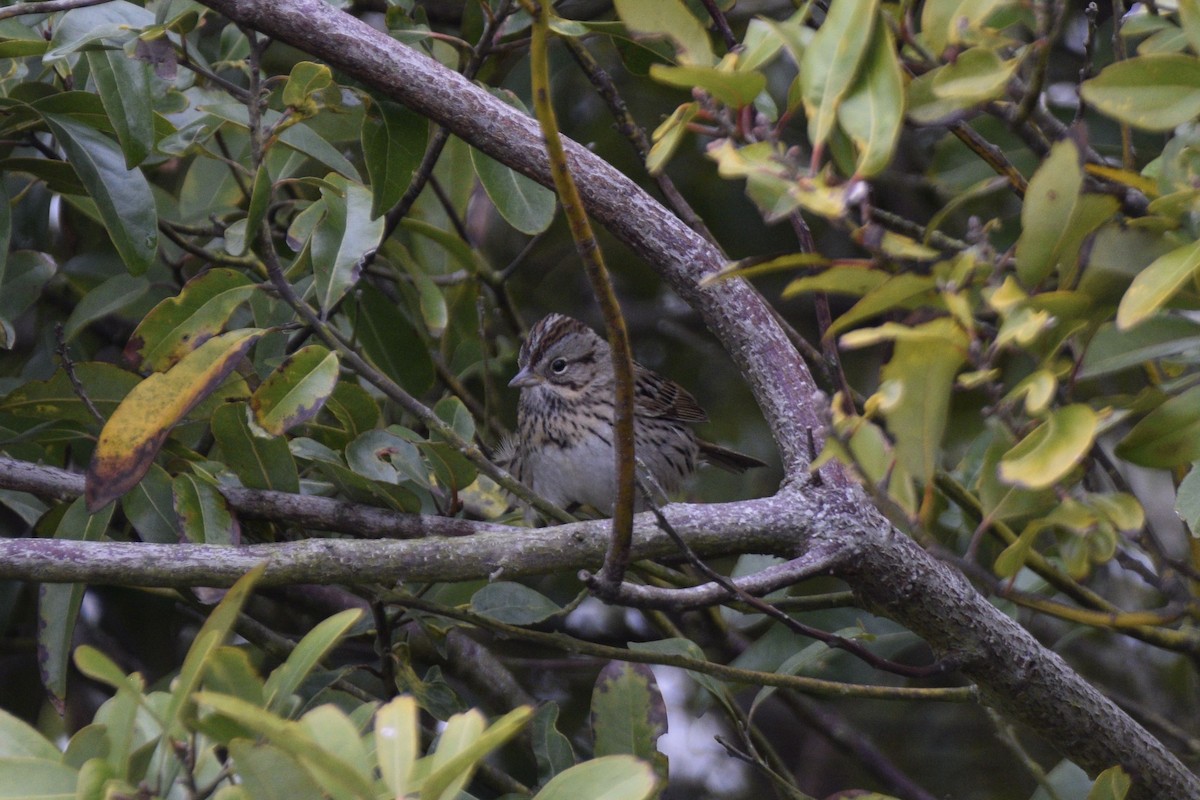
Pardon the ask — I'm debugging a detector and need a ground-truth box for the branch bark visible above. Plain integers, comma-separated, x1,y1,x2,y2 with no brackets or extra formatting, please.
5,0,1193,796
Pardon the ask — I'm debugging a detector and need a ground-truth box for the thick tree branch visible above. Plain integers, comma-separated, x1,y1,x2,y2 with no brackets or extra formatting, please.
7,1,1193,796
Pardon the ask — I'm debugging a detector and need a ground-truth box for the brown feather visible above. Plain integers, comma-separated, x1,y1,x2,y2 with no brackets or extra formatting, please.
698,439,767,473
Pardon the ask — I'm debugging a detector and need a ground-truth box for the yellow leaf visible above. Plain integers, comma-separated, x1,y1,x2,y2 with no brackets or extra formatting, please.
86,329,264,510
998,404,1098,490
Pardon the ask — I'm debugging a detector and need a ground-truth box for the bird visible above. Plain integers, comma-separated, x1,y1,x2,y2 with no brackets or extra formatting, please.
497,313,764,516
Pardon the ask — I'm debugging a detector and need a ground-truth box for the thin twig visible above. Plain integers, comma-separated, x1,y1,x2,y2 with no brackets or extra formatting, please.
54,324,105,425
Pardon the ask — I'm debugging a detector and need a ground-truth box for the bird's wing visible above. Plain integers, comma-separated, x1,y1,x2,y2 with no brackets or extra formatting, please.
633,365,708,423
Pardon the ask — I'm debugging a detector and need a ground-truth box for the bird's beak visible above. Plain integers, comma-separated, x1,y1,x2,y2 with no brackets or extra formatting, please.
508,367,541,389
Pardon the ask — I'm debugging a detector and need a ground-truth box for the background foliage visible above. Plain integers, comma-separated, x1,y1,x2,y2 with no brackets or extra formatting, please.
0,0,1197,798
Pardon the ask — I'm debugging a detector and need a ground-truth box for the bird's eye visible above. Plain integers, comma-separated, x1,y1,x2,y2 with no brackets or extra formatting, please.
550,358,568,374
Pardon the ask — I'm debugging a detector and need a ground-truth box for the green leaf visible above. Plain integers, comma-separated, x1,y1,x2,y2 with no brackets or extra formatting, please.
471,582,562,625
0,758,78,799
42,0,154,61
1116,237,1200,330
1182,0,1200,57
876,319,968,483
251,345,339,436
1088,765,1132,800
346,428,430,488
40,114,157,275
1015,138,1083,286
1078,317,1200,378
263,609,363,714
62,273,150,342
201,104,361,182
162,565,267,738
375,696,419,799
212,402,300,493
121,462,179,543
612,0,714,66
1177,462,1200,532
591,662,666,764
0,708,61,760
125,268,258,372
648,64,767,108
282,62,333,109
827,273,938,337
311,176,383,312
931,46,1017,103
355,284,434,394
837,22,904,177
471,90,556,235
236,163,274,257
531,703,576,785
1081,54,1200,131
0,161,10,294
0,362,139,426
86,48,154,168
38,497,114,709
225,740,325,800
1117,384,1200,467
999,404,1098,489
993,520,1044,578
172,472,237,545
197,694,376,800
532,755,658,800
800,0,878,148
362,101,427,218
421,706,533,800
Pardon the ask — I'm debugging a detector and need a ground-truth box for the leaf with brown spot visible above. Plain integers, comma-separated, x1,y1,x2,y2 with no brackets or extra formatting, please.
124,268,258,372
250,344,339,436
86,329,265,511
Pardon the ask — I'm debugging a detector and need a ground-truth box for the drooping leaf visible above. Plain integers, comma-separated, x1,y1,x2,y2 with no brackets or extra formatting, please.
121,462,179,543
172,472,238,545
354,284,433,394
212,402,300,493
837,21,904,177
1015,139,1083,286
873,318,968,484
531,703,576,785
591,662,666,767
40,113,157,275
362,100,427,218
800,0,878,148
86,48,154,168
311,176,383,312
86,329,264,511
38,497,114,709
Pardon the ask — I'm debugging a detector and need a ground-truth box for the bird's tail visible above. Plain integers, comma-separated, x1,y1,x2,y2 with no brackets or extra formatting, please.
698,440,767,473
